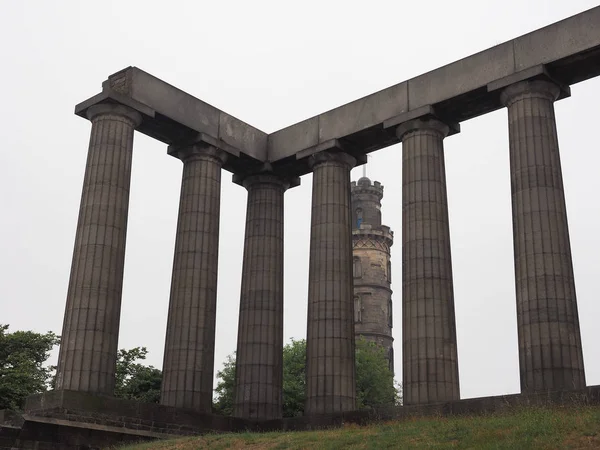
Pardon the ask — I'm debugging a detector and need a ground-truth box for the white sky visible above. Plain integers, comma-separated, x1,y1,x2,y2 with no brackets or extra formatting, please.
1,0,599,400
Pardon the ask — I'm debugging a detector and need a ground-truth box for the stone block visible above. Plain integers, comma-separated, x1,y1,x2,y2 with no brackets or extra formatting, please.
130,68,220,138
513,7,600,72
219,112,268,161
267,116,319,162
319,82,408,142
0,409,24,427
408,42,514,110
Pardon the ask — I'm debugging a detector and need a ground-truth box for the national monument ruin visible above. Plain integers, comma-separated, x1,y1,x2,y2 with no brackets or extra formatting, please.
4,5,600,448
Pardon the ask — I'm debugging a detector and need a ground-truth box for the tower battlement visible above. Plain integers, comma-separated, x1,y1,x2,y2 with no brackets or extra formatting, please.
351,176,387,230
351,177,384,199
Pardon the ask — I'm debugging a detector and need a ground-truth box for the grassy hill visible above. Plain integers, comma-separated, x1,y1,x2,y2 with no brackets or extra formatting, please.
121,405,600,449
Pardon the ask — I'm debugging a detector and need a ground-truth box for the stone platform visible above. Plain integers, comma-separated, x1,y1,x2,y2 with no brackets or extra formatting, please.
1,386,599,449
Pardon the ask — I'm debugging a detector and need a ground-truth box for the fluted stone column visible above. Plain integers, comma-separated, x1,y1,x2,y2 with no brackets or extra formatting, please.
234,174,289,420
161,144,227,411
397,118,460,405
305,151,357,415
501,80,585,392
56,103,142,394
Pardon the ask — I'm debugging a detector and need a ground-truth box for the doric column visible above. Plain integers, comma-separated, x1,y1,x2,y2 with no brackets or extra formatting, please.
160,144,227,411
501,80,585,392
56,103,142,394
305,151,357,415
233,173,290,420
397,118,460,405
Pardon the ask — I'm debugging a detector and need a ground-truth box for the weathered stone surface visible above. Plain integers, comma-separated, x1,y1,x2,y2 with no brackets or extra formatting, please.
267,117,319,161
56,103,142,395
160,144,227,411
305,151,357,415
501,80,586,392
397,118,460,405
513,7,600,72
318,82,408,143
234,174,289,420
407,42,514,111
72,8,600,171
103,67,268,161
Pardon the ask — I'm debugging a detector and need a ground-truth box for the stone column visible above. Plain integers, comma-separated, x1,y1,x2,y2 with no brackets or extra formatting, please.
160,144,227,411
397,118,460,405
305,151,357,415
501,80,585,392
56,104,142,394
233,174,289,420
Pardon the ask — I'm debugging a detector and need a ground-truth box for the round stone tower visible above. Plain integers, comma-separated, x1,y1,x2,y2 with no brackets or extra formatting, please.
351,177,394,372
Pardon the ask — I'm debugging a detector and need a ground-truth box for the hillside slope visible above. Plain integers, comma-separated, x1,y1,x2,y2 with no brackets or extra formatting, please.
121,405,600,449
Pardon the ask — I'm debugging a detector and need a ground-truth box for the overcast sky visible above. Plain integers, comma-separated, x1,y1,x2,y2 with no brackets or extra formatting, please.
1,0,599,400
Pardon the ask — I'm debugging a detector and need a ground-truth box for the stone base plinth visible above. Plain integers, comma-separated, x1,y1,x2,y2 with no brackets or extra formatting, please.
3,386,600,449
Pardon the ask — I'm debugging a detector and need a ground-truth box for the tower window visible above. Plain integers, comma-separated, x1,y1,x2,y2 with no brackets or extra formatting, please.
356,208,363,228
387,261,392,283
354,295,362,323
388,300,393,328
353,256,362,278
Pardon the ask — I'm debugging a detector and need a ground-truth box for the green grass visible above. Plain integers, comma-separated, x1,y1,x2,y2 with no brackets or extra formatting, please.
120,405,600,449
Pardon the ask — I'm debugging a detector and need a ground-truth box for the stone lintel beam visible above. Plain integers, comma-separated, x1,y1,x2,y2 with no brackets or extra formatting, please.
267,6,600,163
92,66,268,161
74,7,600,175
75,7,600,175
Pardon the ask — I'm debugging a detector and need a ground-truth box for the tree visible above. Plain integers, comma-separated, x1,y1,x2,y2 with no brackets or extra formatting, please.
213,353,235,415
354,337,397,409
114,347,162,403
0,324,60,410
213,337,400,417
282,339,306,417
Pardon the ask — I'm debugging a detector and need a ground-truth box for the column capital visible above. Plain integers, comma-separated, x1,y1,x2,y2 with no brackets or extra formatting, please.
86,103,143,127
241,173,297,191
396,118,450,141
232,163,301,190
500,80,561,106
168,143,228,165
308,151,356,170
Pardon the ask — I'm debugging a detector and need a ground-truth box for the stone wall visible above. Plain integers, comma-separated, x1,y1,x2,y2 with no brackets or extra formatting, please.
4,386,600,448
